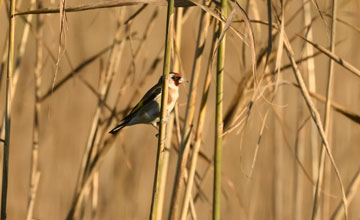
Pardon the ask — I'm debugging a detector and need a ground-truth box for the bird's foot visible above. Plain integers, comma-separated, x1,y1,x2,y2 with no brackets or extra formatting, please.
160,115,169,123
162,146,170,153
154,133,168,144
151,123,159,131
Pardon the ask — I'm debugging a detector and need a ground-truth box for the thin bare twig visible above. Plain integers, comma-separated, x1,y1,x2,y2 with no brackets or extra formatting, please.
313,2,339,218
331,169,360,220
285,37,348,220
299,36,360,79
14,0,194,16
26,1,43,219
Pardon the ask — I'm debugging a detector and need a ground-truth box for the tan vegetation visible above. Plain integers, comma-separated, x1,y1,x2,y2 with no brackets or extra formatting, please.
0,0,360,219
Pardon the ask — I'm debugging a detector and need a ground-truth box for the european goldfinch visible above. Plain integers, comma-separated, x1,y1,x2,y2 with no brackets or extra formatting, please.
109,72,185,134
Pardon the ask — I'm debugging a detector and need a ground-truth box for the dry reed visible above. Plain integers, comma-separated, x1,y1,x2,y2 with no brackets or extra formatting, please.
0,1,359,220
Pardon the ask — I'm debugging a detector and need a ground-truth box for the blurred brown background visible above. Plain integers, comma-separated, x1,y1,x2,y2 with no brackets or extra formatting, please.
0,0,360,219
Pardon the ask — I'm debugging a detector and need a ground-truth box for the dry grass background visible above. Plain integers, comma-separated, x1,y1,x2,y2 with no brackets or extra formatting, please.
0,0,360,219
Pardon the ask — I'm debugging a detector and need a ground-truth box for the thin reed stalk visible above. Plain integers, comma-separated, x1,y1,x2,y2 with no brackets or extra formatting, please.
173,7,183,72
68,13,126,219
0,0,39,140
312,0,338,219
180,13,212,218
66,136,117,220
293,1,316,212
149,0,174,218
2,0,16,218
26,1,42,219
273,1,285,218
302,0,319,204
153,7,184,219
0,0,37,135
331,169,360,220
39,43,116,102
214,0,226,219
293,4,317,217
183,23,217,209
14,0,193,16
284,38,348,220
168,1,210,218
293,7,315,211
0,40,8,94
159,7,182,220
156,113,175,220
66,56,136,219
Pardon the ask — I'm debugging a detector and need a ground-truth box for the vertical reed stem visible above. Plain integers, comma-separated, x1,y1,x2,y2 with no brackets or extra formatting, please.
2,0,16,218
294,1,316,220
156,113,175,220
180,13,212,218
214,0,226,219
312,0,338,219
149,0,174,218
164,7,182,220
168,1,209,218
26,1,42,219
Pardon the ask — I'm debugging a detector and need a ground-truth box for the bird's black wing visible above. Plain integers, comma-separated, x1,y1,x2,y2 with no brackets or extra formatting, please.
122,83,162,122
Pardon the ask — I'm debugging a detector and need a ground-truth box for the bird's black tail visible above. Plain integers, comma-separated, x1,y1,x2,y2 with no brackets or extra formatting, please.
109,123,126,135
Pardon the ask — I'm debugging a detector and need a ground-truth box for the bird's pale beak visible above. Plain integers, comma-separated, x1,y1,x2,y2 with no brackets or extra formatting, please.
179,77,188,84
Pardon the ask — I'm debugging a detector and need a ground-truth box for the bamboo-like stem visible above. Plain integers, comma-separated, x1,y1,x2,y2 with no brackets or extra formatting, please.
156,113,175,220
312,0,337,219
301,1,318,217
168,1,209,218
90,173,99,220
294,1,315,220
214,0,226,219
273,1,285,218
149,0,174,218
0,40,8,94
182,23,217,208
26,1,42,219
293,2,316,215
180,14,212,218
293,105,305,220
2,0,16,218
173,7,183,72
0,0,37,141
159,7,182,220
155,9,182,219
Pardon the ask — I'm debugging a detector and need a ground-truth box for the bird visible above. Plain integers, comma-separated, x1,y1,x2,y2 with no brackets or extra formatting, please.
109,72,185,134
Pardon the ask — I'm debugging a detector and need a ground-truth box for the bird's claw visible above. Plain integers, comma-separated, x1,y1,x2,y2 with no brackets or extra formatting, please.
154,133,167,144
160,115,170,123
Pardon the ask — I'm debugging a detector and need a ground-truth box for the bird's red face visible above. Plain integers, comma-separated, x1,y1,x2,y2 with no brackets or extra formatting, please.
170,72,185,87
